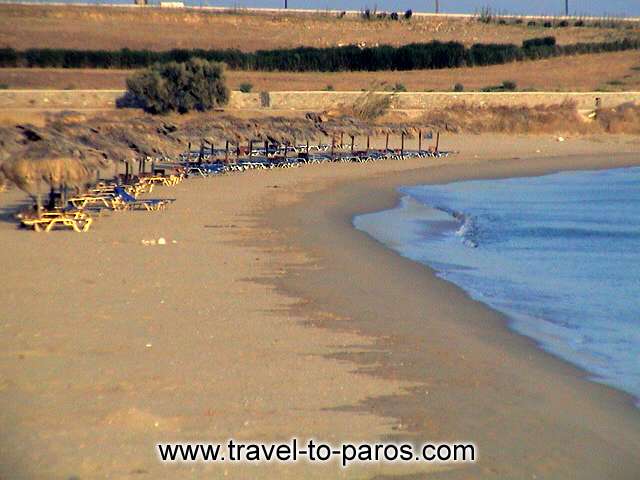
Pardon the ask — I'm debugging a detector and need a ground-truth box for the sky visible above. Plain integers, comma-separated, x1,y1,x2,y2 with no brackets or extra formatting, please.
191,0,639,17
15,0,640,17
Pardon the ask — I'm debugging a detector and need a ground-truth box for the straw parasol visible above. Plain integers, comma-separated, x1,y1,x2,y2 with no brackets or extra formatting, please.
0,125,105,214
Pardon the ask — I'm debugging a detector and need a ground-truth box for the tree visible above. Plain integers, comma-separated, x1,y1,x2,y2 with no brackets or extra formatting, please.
126,58,230,114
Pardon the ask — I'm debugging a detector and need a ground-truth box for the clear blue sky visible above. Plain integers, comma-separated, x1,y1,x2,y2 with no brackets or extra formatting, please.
187,0,639,17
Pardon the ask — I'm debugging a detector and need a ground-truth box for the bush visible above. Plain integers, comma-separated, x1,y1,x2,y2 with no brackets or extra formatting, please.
453,83,464,92
404,9,412,19
4,38,640,73
392,82,407,92
350,91,393,121
527,21,537,27
239,82,253,93
126,58,229,114
324,84,334,91
0,48,18,67
574,20,585,27
481,80,518,92
558,20,569,27
390,12,399,21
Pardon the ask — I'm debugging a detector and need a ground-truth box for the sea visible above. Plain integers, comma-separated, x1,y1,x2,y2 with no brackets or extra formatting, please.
354,166,640,405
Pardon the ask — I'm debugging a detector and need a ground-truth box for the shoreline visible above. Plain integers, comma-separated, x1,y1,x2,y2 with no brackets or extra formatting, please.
1,134,640,478
260,145,640,478
352,165,640,407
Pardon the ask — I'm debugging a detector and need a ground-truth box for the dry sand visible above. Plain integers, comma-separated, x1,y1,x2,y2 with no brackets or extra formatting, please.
1,134,640,479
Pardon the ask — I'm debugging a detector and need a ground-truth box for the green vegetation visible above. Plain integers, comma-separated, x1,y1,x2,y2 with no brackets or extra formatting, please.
324,84,335,91
239,82,253,93
453,83,464,92
481,80,518,92
1,37,639,72
126,59,229,114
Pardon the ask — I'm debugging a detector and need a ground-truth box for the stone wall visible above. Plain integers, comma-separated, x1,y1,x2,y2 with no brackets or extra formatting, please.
0,89,638,112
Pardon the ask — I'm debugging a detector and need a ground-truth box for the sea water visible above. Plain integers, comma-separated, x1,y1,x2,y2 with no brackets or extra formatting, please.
354,167,640,405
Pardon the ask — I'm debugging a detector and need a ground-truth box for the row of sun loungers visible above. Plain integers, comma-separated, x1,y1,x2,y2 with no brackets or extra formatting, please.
19,174,181,233
17,145,454,232
174,149,453,176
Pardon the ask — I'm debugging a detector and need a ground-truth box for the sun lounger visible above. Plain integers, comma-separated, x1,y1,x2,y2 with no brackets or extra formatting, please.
21,210,93,232
113,186,175,211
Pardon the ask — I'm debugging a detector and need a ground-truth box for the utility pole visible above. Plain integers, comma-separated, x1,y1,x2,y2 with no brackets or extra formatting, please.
284,0,288,9
435,0,439,14
565,0,568,16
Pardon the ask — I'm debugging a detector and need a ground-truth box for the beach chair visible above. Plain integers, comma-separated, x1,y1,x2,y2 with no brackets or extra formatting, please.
68,192,122,210
113,186,175,211
21,210,93,232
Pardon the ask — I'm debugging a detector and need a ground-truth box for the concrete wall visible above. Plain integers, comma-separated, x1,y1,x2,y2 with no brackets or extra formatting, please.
0,89,638,112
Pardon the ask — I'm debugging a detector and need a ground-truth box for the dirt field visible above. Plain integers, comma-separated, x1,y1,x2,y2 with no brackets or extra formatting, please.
2,51,639,92
1,4,639,52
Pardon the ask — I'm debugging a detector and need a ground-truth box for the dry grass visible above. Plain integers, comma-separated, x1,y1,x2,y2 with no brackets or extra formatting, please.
346,91,395,121
2,51,640,92
0,4,638,52
597,102,640,134
421,101,588,134
419,101,640,135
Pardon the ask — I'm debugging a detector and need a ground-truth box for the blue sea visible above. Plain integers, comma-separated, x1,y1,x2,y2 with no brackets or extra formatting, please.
354,167,640,405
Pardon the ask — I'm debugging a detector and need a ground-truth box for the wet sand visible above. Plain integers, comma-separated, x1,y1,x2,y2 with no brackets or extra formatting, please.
1,134,639,478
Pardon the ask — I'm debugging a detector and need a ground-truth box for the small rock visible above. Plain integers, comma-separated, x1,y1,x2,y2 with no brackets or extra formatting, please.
557,136,565,142
157,237,166,245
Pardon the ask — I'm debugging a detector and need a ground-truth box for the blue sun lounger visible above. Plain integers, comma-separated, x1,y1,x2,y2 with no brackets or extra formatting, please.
114,186,175,211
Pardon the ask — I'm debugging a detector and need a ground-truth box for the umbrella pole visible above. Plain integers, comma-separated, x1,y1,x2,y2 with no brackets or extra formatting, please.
225,140,229,163
350,135,354,154
385,133,389,151
418,130,422,153
401,132,405,157
331,136,335,161
236,143,240,161
35,181,42,217
340,132,344,148
435,131,440,152
366,135,370,154
249,140,253,158
306,140,309,159
264,140,269,157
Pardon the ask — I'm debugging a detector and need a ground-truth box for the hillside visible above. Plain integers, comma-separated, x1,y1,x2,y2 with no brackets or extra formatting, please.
1,4,639,52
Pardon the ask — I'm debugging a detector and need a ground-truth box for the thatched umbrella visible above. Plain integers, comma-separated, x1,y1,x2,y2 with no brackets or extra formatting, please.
0,125,104,214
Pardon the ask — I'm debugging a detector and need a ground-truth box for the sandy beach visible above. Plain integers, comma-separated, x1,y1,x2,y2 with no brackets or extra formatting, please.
1,133,640,479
